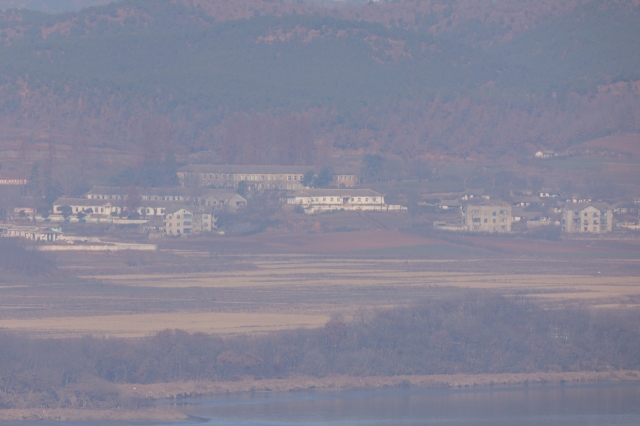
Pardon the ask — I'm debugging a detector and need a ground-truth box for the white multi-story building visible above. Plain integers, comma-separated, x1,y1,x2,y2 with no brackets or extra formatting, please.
164,208,215,236
286,189,405,214
462,204,512,233
0,225,62,241
561,203,612,233
53,198,125,216
53,188,247,218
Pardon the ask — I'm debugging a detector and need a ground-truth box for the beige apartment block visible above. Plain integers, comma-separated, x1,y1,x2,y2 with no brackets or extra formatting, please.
562,203,612,233
164,208,215,236
462,204,512,233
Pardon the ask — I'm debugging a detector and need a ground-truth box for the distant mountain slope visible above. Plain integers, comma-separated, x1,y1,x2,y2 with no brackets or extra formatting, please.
0,14,493,112
493,0,640,93
2,0,637,108
0,0,114,13
0,0,638,162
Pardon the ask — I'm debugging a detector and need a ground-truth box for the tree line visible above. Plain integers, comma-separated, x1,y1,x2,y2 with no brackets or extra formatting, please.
0,237,55,275
1,294,639,409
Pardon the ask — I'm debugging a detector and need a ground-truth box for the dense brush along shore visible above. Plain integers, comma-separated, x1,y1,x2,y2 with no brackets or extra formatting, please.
1,295,640,419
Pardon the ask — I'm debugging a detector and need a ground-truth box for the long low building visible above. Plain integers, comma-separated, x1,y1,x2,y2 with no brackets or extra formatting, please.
86,187,247,211
0,225,62,241
54,188,247,218
286,189,406,214
0,171,28,186
53,198,124,216
178,165,358,189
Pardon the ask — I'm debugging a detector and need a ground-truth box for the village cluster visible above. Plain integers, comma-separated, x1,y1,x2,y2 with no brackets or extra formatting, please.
0,165,405,245
431,192,636,234
0,163,638,247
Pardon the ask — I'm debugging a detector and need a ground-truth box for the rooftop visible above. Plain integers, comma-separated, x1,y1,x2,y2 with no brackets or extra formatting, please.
54,198,114,207
87,187,243,199
1,225,62,234
53,197,229,211
178,165,312,174
564,202,611,211
87,186,192,196
288,189,382,197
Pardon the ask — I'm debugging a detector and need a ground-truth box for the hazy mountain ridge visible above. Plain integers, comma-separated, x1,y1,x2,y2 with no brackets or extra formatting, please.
0,0,638,163
0,0,113,14
0,0,594,47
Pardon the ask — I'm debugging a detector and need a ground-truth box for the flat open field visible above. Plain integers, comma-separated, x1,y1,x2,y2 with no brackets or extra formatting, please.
581,134,640,157
86,267,640,302
0,311,329,338
1,230,638,338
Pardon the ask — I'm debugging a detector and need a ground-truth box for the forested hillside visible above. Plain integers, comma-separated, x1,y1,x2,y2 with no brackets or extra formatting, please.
0,0,113,14
0,0,638,164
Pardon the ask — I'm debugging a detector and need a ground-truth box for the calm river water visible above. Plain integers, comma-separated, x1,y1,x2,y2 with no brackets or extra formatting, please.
8,381,640,426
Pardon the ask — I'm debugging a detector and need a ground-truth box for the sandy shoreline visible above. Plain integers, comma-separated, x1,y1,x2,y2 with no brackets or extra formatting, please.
2,370,639,422
0,406,187,422
118,369,640,399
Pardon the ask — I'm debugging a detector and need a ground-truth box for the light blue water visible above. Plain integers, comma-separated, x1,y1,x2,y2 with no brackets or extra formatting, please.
176,382,640,426
7,381,640,426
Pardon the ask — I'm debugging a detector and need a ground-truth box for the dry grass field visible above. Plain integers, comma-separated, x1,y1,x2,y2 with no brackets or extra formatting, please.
581,134,640,158
84,260,640,302
1,230,638,338
0,311,329,338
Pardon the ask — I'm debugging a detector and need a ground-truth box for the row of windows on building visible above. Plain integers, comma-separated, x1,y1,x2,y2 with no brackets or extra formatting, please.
473,225,508,231
89,195,125,200
90,195,188,201
574,211,603,217
471,209,508,217
191,174,356,181
71,206,167,215
571,219,607,225
472,218,508,223
166,213,195,220
191,173,305,182
300,197,378,203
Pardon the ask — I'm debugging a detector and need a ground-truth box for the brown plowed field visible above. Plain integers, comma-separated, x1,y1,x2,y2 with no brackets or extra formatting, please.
1,229,638,338
581,134,640,157
163,229,444,254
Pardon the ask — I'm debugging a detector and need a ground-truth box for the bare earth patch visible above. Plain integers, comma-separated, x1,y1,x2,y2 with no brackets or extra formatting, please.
580,134,640,157
5,255,636,338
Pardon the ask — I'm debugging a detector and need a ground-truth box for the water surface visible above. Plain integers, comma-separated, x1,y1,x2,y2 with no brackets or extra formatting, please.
174,381,640,426
7,381,640,426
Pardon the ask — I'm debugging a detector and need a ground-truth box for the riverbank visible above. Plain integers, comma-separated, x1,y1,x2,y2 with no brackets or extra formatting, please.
0,406,186,422
2,370,639,422
117,370,640,400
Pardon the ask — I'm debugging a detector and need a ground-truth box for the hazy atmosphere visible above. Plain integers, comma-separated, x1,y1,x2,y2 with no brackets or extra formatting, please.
0,0,639,424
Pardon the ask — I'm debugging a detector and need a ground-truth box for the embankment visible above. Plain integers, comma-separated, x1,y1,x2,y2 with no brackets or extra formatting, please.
117,370,640,400
2,370,639,422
